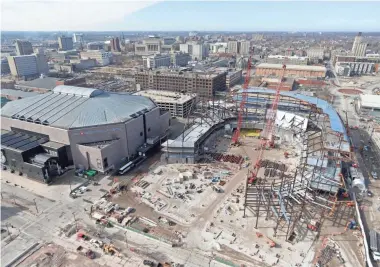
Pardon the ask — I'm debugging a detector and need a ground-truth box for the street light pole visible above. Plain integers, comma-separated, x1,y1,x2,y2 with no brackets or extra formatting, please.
33,198,39,213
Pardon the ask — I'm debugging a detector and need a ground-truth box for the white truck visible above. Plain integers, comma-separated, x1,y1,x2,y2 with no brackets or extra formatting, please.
370,230,380,261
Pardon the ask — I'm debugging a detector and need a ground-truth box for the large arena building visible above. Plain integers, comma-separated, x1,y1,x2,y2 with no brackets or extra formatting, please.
1,85,170,183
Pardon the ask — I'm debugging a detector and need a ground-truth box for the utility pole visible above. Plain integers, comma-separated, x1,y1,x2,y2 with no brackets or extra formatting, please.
72,212,78,232
33,198,39,213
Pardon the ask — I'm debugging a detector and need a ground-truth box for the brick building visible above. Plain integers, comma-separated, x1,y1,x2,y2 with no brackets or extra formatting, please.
135,70,226,99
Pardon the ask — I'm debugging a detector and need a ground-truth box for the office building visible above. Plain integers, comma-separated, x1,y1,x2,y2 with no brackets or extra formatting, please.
227,41,240,54
15,40,34,56
134,90,196,118
171,52,191,67
255,63,326,78
352,32,368,57
192,43,208,60
7,55,47,78
240,41,251,56
226,69,243,88
58,36,74,51
35,53,49,74
135,70,227,99
266,55,309,65
180,43,193,54
1,85,170,182
80,50,111,66
110,37,121,52
142,54,171,69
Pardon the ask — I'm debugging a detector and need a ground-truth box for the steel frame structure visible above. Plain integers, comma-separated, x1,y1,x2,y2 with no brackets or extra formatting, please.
236,91,355,241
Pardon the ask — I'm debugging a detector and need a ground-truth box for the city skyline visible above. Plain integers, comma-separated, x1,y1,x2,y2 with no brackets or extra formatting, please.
2,1,380,32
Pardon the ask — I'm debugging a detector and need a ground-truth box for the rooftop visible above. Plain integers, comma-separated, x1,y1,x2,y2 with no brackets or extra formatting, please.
1,89,40,98
257,63,326,72
133,90,196,104
1,85,157,129
360,94,380,109
16,77,61,90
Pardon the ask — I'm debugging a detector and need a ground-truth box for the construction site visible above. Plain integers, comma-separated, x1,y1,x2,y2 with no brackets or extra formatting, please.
81,59,369,267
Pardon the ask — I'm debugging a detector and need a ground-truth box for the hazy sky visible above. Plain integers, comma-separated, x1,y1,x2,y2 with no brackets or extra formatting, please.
2,1,380,31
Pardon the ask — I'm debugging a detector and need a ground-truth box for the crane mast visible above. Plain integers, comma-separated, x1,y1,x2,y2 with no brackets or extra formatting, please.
231,55,252,145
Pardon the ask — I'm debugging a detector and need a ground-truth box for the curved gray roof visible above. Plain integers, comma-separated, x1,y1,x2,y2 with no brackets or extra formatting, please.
1,86,157,129
53,85,103,98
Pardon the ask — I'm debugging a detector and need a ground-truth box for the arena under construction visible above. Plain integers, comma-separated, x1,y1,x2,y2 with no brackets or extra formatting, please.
161,86,367,265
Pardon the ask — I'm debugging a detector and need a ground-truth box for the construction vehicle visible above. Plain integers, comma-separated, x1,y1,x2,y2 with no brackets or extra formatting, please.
256,231,276,248
103,244,119,256
307,219,320,232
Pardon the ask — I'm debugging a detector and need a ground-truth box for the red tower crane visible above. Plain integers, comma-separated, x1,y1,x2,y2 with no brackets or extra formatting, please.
247,64,287,183
231,56,252,145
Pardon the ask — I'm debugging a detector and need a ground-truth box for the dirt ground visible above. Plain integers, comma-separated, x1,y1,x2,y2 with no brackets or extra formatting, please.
18,243,102,267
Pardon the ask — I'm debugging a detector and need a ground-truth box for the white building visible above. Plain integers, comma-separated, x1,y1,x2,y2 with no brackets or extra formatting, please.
180,43,193,54
357,94,380,114
227,41,239,54
142,54,171,69
80,50,111,66
133,90,196,118
240,41,251,56
134,37,176,56
335,62,375,76
352,32,368,57
266,55,309,65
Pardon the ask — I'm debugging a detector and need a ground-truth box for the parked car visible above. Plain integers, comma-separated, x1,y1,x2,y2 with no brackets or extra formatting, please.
367,191,373,197
371,171,378,179
143,260,155,266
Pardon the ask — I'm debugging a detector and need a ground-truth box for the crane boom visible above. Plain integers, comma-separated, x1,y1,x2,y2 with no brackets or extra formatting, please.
232,56,252,145
249,64,287,183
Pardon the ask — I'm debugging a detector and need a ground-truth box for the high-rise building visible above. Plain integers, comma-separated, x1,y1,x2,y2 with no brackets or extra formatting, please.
192,43,208,60
58,36,74,51
142,54,171,69
227,41,240,54
110,37,121,52
8,55,40,78
351,32,368,57
240,41,251,56
15,40,34,56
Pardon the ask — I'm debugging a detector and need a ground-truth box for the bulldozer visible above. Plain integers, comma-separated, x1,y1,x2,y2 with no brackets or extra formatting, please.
103,244,119,256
